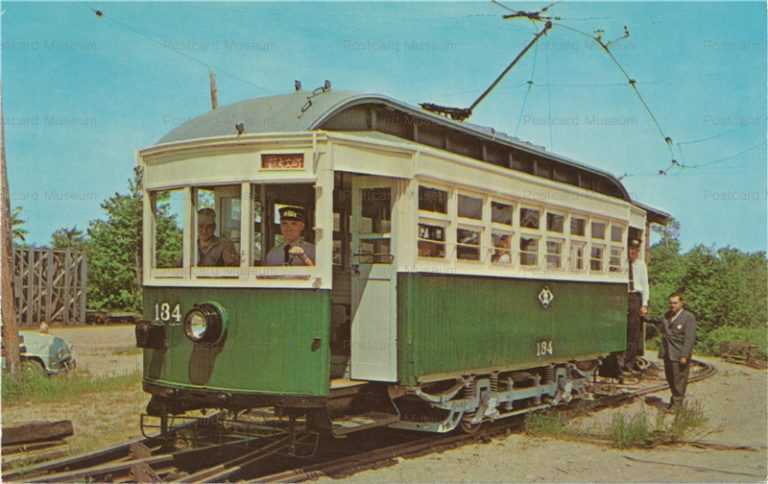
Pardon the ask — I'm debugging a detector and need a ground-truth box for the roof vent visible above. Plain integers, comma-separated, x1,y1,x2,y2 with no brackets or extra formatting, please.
294,80,302,92
324,80,332,91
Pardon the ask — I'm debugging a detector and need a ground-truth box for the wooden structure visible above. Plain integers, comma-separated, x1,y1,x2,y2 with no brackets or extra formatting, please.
13,247,87,326
1,81,21,373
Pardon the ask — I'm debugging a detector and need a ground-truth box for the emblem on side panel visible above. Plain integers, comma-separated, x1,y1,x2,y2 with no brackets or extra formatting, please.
538,286,554,309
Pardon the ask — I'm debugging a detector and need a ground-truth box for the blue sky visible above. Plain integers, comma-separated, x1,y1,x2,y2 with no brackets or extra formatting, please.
2,1,766,252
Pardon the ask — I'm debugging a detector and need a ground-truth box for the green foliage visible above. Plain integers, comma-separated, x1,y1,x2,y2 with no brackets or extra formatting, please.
609,411,653,448
153,192,183,268
2,368,142,406
698,325,768,357
649,218,767,344
606,402,707,448
524,411,569,436
84,167,182,310
85,168,143,311
11,205,28,242
50,225,87,250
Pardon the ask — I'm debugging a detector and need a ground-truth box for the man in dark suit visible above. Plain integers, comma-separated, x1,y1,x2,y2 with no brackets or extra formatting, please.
650,292,698,409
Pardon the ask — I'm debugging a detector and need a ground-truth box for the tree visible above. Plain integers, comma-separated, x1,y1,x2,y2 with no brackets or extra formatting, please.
85,166,183,311
51,225,87,251
11,206,27,243
86,168,143,311
648,218,685,317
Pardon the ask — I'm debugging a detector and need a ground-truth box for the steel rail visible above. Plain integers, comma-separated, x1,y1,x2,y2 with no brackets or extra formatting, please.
2,360,716,483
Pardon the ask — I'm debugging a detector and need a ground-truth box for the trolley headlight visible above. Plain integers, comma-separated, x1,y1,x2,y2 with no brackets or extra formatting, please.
184,303,227,345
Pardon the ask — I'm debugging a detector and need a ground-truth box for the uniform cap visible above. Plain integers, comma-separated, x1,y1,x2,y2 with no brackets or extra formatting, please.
279,206,305,222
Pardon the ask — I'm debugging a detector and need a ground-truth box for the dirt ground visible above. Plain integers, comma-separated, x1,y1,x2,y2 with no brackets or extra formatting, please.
2,325,147,456
3,327,767,481
343,354,768,483
47,325,143,377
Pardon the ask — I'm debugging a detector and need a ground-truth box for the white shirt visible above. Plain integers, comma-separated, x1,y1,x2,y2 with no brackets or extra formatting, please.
631,258,650,307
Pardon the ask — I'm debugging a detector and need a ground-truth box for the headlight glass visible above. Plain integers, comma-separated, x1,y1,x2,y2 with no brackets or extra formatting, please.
183,303,225,345
185,310,208,342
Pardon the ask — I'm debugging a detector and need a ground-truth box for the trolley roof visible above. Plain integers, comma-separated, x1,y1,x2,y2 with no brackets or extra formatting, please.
156,90,670,223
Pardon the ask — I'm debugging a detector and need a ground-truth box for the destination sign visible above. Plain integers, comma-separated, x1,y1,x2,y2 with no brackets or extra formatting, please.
261,153,304,170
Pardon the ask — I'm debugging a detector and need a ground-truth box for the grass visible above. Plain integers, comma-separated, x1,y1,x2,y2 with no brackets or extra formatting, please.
112,346,143,356
2,368,142,406
524,400,709,449
524,411,571,437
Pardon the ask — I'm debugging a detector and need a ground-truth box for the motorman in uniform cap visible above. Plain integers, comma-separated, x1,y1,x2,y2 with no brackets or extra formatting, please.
265,206,315,266
197,208,239,267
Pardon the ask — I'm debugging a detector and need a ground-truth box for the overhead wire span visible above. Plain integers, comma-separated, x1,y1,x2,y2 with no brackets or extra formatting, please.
86,6,275,94
545,33,554,148
679,142,765,169
553,21,676,160
619,142,765,179
515,42,540,136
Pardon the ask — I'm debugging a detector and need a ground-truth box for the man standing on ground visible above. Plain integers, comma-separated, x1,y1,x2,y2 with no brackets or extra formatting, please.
652,292,697,410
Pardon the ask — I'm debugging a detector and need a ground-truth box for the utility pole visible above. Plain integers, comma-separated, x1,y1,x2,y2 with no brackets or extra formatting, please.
0,81,21,375
209,70,218,111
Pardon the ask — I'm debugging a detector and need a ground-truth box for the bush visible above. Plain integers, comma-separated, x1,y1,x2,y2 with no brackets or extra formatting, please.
697,325,768,357
609,412,653,448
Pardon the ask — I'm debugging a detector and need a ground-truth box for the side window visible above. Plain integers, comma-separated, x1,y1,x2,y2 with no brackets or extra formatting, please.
457,227,481,261
491,201,514,226
458,194,482,220
546,239,563,270
152,189,185,269
591,221,607,240
546,213,565,233
520,208,540,229
609,246,623,272
519,236,539,267
418,223,446,258
590,245,605,272
571,217,586,237
419,186,448,214
570,242,586,271
491,231,513,265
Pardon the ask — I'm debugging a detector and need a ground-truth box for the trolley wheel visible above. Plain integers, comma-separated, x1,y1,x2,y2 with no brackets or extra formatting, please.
459,419,484,434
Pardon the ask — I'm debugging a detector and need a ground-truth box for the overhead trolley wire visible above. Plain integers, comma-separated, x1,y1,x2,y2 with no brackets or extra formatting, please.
552,21,676,159
545,33,554,149
86,6,276,94
515,42,540,136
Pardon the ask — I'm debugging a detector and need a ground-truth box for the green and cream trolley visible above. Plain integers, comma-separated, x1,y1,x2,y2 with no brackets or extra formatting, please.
136,88,669,434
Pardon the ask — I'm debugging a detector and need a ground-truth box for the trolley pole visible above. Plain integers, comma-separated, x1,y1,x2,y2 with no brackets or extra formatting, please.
0,82,21,375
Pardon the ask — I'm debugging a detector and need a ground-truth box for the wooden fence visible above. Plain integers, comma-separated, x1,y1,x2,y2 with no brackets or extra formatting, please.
13,247,87,326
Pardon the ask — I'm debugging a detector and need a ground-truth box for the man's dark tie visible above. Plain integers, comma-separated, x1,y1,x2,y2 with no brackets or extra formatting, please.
284,244,292,265
629,260,635,292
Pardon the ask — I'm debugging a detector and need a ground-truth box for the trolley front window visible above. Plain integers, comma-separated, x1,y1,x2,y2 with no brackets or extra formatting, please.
194,186,241,267
252,183,315,266
151,189,185,269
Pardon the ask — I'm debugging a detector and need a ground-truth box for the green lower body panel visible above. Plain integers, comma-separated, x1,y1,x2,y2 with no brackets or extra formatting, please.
397,273,627,385
142,287,331,397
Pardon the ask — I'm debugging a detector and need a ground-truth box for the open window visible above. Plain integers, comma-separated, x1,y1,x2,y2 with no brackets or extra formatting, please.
193,185,241,267
251,183,315,266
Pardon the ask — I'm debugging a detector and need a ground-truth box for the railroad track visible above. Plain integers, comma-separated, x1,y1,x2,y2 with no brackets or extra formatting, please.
3,359,716,483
